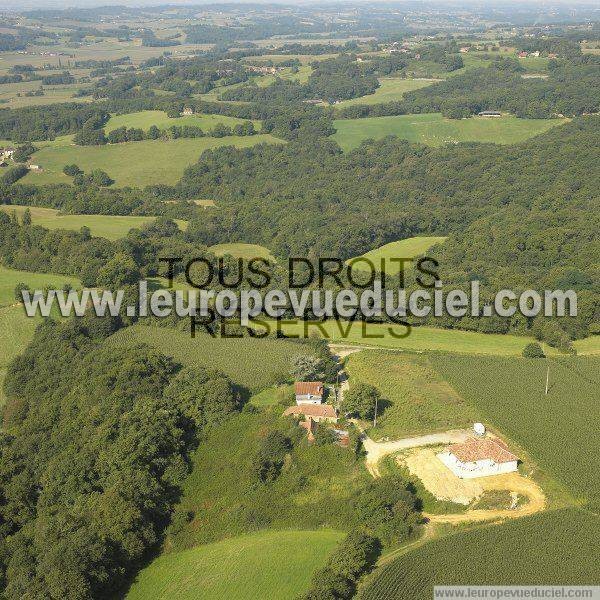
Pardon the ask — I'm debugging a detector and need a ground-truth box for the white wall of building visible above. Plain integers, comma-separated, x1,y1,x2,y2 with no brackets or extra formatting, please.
437,451,518,479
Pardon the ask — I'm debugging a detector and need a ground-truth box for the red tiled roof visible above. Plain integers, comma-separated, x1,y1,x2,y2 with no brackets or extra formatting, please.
294,382,324,396
283,404,337,419
448,438,518,464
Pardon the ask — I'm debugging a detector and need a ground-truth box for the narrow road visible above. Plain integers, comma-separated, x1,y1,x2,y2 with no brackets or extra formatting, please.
360,429,472,477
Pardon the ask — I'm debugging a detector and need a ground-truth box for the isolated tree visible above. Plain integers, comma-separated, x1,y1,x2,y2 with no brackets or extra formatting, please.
62,164,81,177
291,354,324,381
13,282,29,303
522,342,545,358
21,208,31,226
343,383,380,420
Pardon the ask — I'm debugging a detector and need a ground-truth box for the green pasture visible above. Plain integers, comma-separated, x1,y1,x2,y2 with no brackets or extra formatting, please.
209,242,276,262
348,236,446,273
104,110,260,133
346,350,478,438
21,134,281,187
126,529,343,600
0,205,187,240
0,265,80,308
334,78,439,107
332,113,567,151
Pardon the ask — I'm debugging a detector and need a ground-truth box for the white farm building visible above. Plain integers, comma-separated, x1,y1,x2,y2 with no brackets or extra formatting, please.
437,438,518,479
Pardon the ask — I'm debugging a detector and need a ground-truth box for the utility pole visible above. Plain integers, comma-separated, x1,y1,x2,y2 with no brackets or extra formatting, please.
545,364,550,395
373,395,378,428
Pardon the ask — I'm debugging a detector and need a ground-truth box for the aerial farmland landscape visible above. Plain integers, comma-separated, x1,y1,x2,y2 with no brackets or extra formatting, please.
0,1,598,599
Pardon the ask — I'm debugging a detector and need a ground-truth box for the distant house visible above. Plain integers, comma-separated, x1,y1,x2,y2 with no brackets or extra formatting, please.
28,164,42,171
518,51,528,58
294,381,324,405
530,51,540,57
437,438,518,479
460,47,470,53
478,110,502,117
283,404,337,423
181,107,194,116
548,53,558,59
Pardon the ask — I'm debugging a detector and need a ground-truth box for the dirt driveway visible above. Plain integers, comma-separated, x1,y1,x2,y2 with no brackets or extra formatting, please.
361,429,472,476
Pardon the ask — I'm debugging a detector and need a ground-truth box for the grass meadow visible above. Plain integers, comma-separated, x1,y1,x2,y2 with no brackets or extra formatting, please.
0,205,187,240
346,350,478,437
162,411,367,550
332,113,566,151
22,134,281,187
334,78,439,107
430,354,600,509
126,529,344,600
347,236,446,273
105,324,318,393
0,266,81,406
104,110,260,132
0,306,39,407
359,509,599,600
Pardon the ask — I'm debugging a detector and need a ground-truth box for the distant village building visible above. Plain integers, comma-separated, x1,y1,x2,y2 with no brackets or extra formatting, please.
437,437,518,479
478,110,502,117
518,51,528,58
530,51,540,57
460,47,470,53
28,164,42,171
294,382,324,405
247,65,278,75
181,107,194,116
283,404,337,423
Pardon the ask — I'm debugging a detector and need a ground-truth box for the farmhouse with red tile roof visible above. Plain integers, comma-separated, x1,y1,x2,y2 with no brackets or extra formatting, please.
294,381,324,405
437,437,518,479
283,404,337,423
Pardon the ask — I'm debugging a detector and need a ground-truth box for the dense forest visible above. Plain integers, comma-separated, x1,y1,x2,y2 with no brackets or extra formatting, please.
338,55,600,119
0,316,240,598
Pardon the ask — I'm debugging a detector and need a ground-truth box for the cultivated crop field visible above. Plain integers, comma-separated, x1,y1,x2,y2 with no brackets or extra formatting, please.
430,354,600,509
347,236,447,273
209,242,276,262
22,134,281,187
126,529,343,600
0,205,186,240
334,78,439,107
105,324,318,393
104,110,260,133
359,509,599,600
332,113,566,151
346,350,478,437
264,320,559,356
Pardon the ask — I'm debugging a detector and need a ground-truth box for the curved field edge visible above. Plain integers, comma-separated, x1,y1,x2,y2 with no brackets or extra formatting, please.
358,509,599,599
125,529,344,600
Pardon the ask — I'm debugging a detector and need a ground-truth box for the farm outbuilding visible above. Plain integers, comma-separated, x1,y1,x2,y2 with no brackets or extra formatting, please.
437,438,518,479
283,404,337,423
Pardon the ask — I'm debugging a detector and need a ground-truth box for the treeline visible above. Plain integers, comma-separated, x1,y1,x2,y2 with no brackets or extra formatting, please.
0,103,109,142
74,121,257,146
0,315,240,598
173,117,599,341
338,56,600,120
221,55,380,104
